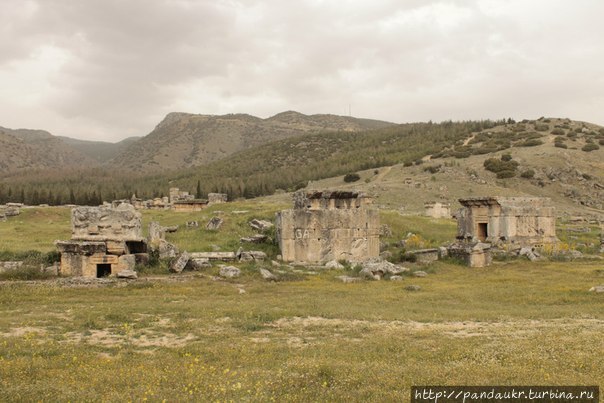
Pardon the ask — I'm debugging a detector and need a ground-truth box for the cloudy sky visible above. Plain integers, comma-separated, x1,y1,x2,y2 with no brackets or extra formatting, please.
1,0,603,142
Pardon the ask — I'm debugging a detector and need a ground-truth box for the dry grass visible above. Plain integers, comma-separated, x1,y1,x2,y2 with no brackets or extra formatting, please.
0,260,603,401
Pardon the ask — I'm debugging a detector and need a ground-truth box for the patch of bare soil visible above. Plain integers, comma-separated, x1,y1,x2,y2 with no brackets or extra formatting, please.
272,316,604,338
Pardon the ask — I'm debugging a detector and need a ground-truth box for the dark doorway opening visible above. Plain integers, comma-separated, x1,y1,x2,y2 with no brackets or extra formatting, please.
477,223,488,241
97,264,111,278
126,241,147,254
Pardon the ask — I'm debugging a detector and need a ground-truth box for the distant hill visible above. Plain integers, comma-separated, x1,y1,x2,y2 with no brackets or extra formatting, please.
0,126,99,173
1,117,602,219
109,111,395,173
58,136,141,162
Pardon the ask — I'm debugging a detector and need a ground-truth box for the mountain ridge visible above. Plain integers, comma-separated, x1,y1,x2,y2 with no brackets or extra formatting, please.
108,111,396,173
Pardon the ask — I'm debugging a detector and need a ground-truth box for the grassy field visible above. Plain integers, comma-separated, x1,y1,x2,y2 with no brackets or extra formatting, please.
0,204,603,400
0,260,603,401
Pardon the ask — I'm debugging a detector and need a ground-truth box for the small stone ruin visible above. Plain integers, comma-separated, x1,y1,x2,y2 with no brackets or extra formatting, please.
208,193,228,205
0,203,21,222
276,190,380,263
55,204,147,278
424,201,451,219
457,197,557,246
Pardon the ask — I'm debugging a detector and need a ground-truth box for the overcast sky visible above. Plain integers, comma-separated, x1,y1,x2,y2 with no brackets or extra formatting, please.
1,0,603,142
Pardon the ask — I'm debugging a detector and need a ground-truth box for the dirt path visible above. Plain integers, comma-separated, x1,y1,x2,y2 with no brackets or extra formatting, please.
374,166,392,182
462,133,476,146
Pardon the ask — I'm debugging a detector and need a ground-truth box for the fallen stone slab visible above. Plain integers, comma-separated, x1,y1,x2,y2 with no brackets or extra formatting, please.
249,219,274,231
335,275,362,284
325,260,345,269
259,268,277,281
405,285,421,291
413,271,428,277
190,252,236,261
589,285,604,293
390,275,403,281
206,217,224,230
219,266,241,278
186,258,211,271
407,248,439,264
117,269,138,279
240,234,268,243
169,252,190,273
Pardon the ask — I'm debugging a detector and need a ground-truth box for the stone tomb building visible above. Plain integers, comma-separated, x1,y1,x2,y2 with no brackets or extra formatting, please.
457,197,557,245
56,204,147,277
424,201,451,219
276,190,380,263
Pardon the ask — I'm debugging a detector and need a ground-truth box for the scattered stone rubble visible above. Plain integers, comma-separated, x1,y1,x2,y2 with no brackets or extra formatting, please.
206,217,224,230
0,204,21,221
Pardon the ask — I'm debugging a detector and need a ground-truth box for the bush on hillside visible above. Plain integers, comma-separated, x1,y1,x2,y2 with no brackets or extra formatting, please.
423,165,441,174
518,139,544,147
343,173,361,183
520,169,535,179
581,143,600,152
483,155,519,178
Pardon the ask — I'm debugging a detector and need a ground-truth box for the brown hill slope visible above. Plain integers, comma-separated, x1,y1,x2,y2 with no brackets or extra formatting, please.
109,111,395,173
0,127,99,174
301,118,604,218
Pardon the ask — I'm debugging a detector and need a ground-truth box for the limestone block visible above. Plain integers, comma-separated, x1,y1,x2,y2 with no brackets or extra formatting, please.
72,204,142,241
169,252,190,273
117,254,137,273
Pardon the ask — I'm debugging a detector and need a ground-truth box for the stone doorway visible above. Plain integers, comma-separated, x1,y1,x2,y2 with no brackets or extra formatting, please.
477,223,488,241
96,264,111,278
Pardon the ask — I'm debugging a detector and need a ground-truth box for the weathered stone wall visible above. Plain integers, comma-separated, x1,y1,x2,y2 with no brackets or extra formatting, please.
208,193,228,204
424,202,451,219
277,191,380,263
173,201,208,212
57,204,146,278
71,204,143,241
457,197,557,245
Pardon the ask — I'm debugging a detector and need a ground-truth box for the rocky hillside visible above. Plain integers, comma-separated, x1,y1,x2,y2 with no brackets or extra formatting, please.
109,111,395,173
0,127,99,174
58,136,141,162
303,117,604,218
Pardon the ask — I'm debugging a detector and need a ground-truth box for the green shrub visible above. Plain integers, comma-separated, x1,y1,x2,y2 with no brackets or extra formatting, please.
599,139,604,146
403,161,413,167
483,157,518,176
452,151,471,159
534,123,549,132
581,143,600,152
501,153,512,161
343,173,361,183
423,165,441,174
520,169,535,179
518,139,543,147
496,170,516,179
551,128,565,135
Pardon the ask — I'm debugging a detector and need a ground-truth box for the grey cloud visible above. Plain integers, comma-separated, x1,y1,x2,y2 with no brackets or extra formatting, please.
1,0,603,140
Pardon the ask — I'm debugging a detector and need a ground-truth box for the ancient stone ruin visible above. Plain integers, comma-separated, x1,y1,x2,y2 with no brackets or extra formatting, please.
208,193,228,205
0,203,21,222
456,197,557,246
276,190,380,263
424,201,451,219
169,187,194,204
55,204,147,278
